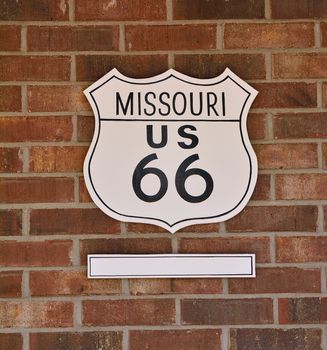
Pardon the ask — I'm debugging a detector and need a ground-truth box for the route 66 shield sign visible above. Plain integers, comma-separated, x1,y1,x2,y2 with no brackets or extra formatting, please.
84,68,258,233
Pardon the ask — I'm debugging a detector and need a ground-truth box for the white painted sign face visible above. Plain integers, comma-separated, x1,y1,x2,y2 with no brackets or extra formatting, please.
84,68,258,233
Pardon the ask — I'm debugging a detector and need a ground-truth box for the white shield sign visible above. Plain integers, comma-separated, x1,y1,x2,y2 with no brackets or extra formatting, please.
84,68,258,233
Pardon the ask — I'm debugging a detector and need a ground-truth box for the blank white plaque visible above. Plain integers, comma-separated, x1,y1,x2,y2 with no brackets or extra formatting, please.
88,254,255,279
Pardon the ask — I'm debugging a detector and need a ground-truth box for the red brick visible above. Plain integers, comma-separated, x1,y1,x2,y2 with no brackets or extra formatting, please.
274,113,327,139
126,25,216,51
80,238,172,265
178,223,219,233
0,116,72,142
0,301,73,328
0,56,70,81
125,223,166,233
320,23,327,46
0,240,72,267
0,86,21,112
0,177,74,203
0,0,69,20
179,237,270,263
30,270,121,296
224,23,314,49
130,330,221,350
126,222,218,234
277,236,327,263
255,143,318,169
28,25,119,52
0,148,23,173
0,334,22,350
77,116,94,142
28,86,89,112
76,55,168,81
130,278,223,295
76,0,166,20
279,298,327,324
276,174,327,200
252,83,316,109
229,268,321,294
272,0,327,19
29,146,87,173
83,299,175,326
323,144,327,169
181,298,273,325
30,208,120,235
322,83,327,107
0,210,22,236
274,53,327,78
79,176,92,202
251,175,270,201
0,26,20,50
226,206,317,232
173,0,264,19
0,271,22,298
175,54,265,80
247,113,267,140
30,332,123,350
230,328,322,350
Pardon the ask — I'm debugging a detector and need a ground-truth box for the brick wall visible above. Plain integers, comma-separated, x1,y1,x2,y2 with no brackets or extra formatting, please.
0,0,326,349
